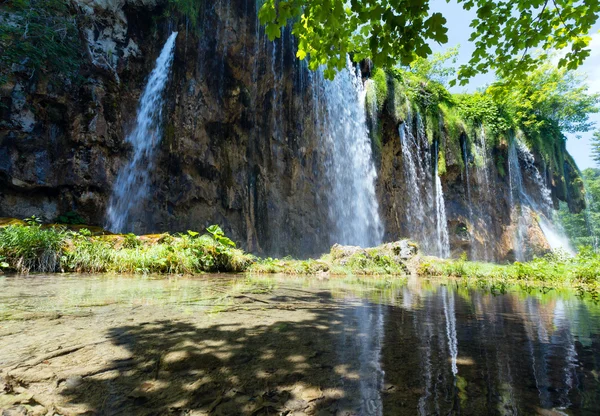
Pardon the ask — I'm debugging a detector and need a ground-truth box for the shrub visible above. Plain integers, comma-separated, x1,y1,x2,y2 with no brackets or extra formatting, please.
0,225,66,273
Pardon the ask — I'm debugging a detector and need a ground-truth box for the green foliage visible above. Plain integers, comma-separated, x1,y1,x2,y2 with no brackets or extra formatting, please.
371,67,388,110
206,225,236,248
558,168,600,248
491,63,600,135
409,46,459,86
123,233,141,249
0,224,253,275
55,211,86,225
259,0,449,79
592,131,600,167
250,242,411,276
0,0,82,84
0,224,65,273
418,250,600,296
259,0,599,83
164,0,202,31
455,93,512,139
23,215,42,226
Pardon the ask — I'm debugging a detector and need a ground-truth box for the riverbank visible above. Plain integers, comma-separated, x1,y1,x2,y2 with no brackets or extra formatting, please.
0,223,416,277
1,222,599,296
419,252,600,298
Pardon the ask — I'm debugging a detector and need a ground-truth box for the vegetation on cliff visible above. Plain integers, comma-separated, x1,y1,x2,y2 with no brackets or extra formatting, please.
0,0,82,86
364,53,598,210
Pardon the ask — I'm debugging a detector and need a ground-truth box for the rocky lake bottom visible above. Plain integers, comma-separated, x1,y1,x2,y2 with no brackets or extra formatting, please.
1,274,599,415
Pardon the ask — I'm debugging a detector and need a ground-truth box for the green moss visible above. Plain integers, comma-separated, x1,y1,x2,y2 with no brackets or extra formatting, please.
371,67,388,110
438,147,447,176
164,0,203,32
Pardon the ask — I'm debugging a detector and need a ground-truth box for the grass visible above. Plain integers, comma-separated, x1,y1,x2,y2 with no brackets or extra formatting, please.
417,250,600,298
2,224,599,297
248,242,414,276
0,225,254,275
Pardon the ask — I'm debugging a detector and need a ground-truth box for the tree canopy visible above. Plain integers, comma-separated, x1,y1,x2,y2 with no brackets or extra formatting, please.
259,0,600,83
490,62,600,135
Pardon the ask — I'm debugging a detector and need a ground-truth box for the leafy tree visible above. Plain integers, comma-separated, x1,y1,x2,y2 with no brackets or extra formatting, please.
259,0,599,83
490,62,600,135
409,46,459,86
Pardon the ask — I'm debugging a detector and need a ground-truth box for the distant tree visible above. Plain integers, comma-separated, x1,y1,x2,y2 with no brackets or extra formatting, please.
559,168,600,249
409,46,459,87
592,131,600,167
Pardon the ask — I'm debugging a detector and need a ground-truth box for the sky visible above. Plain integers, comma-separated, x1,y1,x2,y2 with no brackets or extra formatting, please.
430,0,600,170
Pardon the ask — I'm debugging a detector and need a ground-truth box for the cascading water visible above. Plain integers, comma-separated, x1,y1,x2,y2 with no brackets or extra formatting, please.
105,32,178,232
473,128,494,261
508,139,575,258
508,140,529,261
434,142,450,258
321,58,383,247
399,111,449,257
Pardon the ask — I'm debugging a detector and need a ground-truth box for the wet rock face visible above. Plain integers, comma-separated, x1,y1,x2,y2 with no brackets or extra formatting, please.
0,0,331,257
0,1,583,259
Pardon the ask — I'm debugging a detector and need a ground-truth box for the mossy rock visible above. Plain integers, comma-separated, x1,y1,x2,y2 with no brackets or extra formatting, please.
65,225,110,235
0,218,26,227
139,233,174,245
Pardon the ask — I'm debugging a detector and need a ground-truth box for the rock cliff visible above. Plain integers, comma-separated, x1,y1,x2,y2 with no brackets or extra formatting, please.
0,0,585,260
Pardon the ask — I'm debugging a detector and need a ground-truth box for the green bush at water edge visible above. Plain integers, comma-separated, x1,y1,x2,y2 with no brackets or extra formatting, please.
418,250,600,297
0,224,253,274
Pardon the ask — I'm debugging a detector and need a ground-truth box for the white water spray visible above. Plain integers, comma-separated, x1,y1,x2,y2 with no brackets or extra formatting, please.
434,142,450,258
105,32,178,232
507,139,574,258
398,111,449,257
322,58,383,247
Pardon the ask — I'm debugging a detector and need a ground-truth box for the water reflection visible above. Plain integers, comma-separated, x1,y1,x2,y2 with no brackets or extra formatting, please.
0,274,599,415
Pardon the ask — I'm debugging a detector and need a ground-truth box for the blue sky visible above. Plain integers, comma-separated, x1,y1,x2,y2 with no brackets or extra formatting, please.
430,0,600,170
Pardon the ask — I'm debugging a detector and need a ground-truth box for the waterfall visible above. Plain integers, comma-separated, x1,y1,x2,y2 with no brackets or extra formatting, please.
508,140,528,261
473,129,494,261
399,111,449,257
508,139,575,258
434,142,450,258
321,58,383,247
105,32,178,233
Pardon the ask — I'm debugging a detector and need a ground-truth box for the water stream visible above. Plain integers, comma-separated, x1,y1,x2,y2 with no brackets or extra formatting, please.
105,32,178,233
321,59,383,247
507,139,574,258
399,112,449,257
